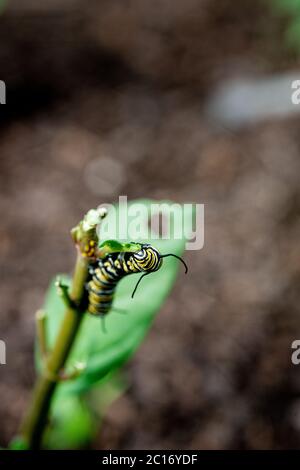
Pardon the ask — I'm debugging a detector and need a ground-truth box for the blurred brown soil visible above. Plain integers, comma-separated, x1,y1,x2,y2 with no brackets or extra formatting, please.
1,0,300,449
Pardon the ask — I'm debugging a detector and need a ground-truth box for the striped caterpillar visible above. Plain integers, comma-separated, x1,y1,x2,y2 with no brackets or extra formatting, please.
87,241,188,319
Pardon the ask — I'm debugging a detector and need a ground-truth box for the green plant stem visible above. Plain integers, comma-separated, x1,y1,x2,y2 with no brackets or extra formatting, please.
20,252,89,449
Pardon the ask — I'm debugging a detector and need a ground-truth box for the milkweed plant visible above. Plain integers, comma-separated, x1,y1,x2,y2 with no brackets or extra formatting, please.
8,199,193,450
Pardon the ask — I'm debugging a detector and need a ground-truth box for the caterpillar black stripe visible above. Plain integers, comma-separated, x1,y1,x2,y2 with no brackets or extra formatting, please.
87,243,188,317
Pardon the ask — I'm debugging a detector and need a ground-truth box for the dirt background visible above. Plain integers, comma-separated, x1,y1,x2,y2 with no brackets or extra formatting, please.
1,0,300,449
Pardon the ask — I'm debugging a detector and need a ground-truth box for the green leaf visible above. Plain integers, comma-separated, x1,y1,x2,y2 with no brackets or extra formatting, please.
272,0,300,14
285,17,300,50
0,1,7,14
38,199,195,393
42,373,126,449
8,437,29,450
98,240,142,257
271,0,300,53
42,393,95,449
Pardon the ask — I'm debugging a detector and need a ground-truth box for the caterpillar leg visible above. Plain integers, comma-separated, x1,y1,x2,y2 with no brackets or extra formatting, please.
55,276,76,309
100,315,107,334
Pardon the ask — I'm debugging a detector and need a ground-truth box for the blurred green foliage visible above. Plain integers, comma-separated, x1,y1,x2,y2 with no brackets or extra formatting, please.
37,199,194,448
272,0,300,49
0,0,6,13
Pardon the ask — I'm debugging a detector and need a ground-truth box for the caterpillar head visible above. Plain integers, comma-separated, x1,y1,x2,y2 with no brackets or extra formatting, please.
131,244,162,273
130,243,188,298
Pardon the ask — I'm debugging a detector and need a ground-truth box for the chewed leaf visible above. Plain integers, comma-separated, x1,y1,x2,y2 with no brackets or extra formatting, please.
39,199,196,394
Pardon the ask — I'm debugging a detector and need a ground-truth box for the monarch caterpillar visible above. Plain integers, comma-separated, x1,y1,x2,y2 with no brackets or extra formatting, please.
87,241,188,320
